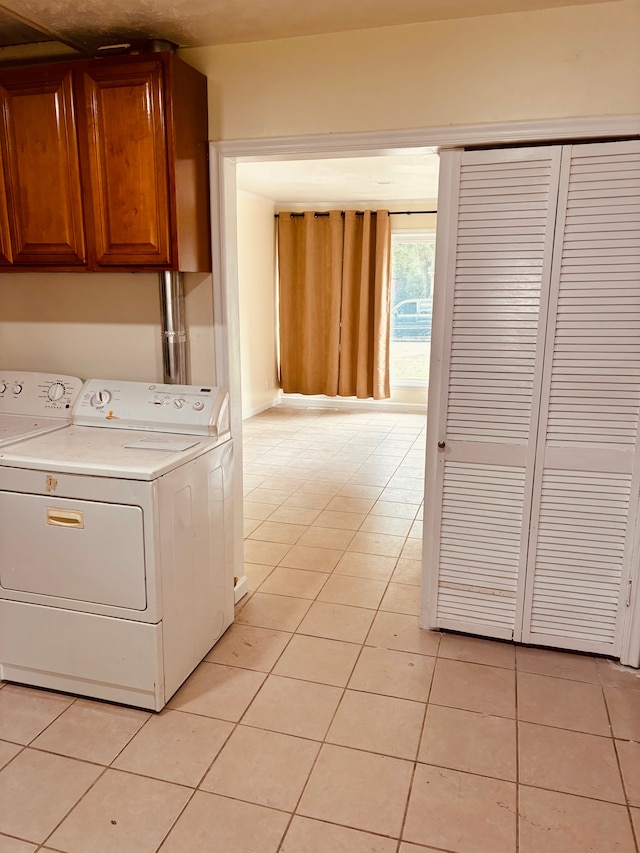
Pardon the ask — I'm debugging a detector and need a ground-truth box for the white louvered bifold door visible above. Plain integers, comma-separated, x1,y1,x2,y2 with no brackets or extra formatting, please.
423,147,562,639
521,140,640,656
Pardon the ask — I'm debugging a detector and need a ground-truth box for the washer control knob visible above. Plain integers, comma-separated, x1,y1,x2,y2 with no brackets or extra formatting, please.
0,382,6,394
91,390,112,407
153,398,164,406
47,382,65,402
193,400,205,411
13,383,23,395
174,398,185,409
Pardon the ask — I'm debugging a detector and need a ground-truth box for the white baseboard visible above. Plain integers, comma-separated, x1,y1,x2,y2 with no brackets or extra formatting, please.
279,393,427,414
242,395,281,420
234,574,249,603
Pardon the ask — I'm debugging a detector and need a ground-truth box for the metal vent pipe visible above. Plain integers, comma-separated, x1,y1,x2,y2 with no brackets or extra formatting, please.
159,271,188,384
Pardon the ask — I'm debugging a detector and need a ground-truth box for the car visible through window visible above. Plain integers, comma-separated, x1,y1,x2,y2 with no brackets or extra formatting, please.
391,298,433,340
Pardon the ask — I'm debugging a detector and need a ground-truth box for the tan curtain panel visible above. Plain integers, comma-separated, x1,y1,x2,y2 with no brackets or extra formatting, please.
278,209,391,400
278,211,343,396
338,210,391,399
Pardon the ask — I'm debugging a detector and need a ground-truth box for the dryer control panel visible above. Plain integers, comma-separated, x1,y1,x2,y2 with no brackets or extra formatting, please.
0,372,83,416
73,380,230,437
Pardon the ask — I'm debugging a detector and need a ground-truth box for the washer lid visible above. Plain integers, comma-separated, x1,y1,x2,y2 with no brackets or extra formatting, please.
0,414,71,448
0,424,227,480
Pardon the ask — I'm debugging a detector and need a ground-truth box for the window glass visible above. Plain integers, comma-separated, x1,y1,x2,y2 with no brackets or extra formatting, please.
390,230,435,387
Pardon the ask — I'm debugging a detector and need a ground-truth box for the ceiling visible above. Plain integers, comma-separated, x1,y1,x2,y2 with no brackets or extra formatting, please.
236,153,441,205
0,0,618,55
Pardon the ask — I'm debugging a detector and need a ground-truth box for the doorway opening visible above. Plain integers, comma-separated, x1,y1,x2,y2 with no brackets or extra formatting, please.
234,151,440,419
225,147,439,605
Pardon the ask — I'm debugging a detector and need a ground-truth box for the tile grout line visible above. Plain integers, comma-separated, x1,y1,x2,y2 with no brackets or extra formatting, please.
38,762,110,851
515,649,521,853
603,679,640,853
395,616,439,850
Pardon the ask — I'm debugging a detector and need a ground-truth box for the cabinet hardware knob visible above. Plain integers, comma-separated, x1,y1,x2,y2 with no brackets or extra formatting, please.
437,440,446,449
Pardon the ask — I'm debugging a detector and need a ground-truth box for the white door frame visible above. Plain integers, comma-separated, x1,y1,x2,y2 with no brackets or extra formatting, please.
208,114,640,661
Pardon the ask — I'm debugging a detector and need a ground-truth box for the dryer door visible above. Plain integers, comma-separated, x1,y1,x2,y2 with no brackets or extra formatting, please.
0,492,147,610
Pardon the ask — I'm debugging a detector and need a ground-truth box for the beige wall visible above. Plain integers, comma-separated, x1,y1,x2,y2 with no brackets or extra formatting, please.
182,1,639,141
183,273,217,386
2,2,638,386
236,192,279,416
0,271,216,384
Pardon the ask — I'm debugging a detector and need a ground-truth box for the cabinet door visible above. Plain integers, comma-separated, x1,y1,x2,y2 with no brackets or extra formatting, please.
423,146,562,639
81,59,172,268
0,67,86,266
521,140,640,658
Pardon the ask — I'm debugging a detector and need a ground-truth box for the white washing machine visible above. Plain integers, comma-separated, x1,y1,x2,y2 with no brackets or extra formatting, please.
0,379,235,711
0,370,83,447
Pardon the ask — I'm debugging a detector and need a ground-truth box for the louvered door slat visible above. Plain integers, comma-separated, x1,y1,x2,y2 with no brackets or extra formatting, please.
522,140,640,656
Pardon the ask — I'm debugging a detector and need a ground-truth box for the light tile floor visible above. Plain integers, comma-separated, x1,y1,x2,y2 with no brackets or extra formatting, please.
1,405,640,852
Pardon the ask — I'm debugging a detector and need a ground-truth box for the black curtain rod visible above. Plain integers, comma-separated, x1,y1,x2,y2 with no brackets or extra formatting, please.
275,210,436,218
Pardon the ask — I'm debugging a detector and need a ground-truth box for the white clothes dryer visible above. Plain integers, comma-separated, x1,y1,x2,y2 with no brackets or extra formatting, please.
0,379,235,711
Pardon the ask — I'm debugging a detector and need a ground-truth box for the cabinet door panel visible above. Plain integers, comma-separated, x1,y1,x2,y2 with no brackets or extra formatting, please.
0,68,86,265
82,60,172,267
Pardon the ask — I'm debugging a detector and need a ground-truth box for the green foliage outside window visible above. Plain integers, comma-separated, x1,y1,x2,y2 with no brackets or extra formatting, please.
391,240,435,306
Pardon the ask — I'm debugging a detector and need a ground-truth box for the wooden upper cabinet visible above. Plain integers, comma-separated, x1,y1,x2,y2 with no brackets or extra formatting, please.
0,66,86,266
79,53,211,271
81,58,172,268
0,52,211,272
